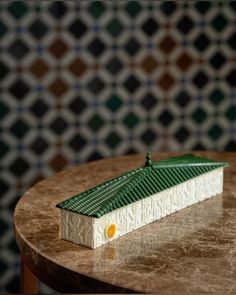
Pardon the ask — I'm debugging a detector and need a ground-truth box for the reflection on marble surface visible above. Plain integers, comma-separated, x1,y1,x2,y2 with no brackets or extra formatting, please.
93,194,223,269
14,152,236,293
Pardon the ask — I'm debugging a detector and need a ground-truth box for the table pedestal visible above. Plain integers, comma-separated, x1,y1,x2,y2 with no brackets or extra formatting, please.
20,257,38,294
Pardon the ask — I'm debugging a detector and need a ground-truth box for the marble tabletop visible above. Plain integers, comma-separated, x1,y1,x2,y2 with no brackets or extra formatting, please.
14,152,236,293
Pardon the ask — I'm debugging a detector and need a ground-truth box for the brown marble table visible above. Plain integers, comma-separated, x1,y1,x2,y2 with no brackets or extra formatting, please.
14,152,236,294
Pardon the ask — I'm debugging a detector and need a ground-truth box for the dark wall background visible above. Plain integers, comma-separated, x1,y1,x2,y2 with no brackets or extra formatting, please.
0,0,236,292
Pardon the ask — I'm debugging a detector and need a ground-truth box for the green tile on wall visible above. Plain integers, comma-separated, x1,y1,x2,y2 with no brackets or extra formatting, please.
7,1,28,19
88,1,106,19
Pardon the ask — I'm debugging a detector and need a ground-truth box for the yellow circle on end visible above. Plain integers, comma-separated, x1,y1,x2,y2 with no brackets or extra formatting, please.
105,223,116,239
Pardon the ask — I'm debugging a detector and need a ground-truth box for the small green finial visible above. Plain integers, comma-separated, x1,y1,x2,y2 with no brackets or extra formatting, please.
145,152,153,167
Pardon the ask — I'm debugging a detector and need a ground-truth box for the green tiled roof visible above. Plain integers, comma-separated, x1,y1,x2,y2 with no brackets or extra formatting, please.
56,154,228,218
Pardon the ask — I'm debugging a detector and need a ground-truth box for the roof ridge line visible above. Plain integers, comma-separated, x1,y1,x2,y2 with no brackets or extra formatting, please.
152,154,228,169
115,168,148,197
94,168,149,216
153,161,228,169
62,167,143,205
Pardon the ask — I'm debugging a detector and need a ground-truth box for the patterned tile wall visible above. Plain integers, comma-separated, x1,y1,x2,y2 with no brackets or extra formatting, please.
0,0,236,292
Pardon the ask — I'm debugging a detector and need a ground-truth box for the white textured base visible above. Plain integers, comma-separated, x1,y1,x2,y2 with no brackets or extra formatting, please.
59,168,223,249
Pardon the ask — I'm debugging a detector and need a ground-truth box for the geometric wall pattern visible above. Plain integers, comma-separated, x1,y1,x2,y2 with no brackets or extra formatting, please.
0,1,236,292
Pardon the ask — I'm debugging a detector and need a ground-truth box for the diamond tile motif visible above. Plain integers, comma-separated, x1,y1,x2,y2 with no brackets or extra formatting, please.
159,109,174,126
68,19,87,39
30,99,49,118
0,60,9,80
0,101,10,121
158,72,175,91
124,37,141,56
123,112,139,129
28,19,49,40
124,75,141,94
141,55,158,74
105,94,122,112
0,21,7,38
0,179,9,196
175,126,190,142
210,52,226,70
176,52,193,72
142,17,159,36
105,131,121,148
87,37,105,57
0,1,236,292
192,70,209,89
225,105,236,122
9,79,30,100
10,119,29,139
48,38,69,59
9,157,30,177
125,1,142,18
159,35,176,54
8,39,29,60
226,69,236,87
209,89,224,106
195,2,212,15
140,92,158,110
8,1,28,20
0,139,10,159
50,117,68,135
141,128,157,145
48,77,69,97
88,2,106,19
177,15,194,35
106,56,123,76
68,58,87,78
208,124,223,140
69,134,87,152
29,58,49,79
0,216,9,236
30,136,49,155
49,1,67,19
175,90,191,108
49,153,68,172
106,18,124,38
87,76,105,95
160,2,177,16
193,33,210,52
88,113,104,132
211,13,228,32
192,107,207,124
228,32,236,49
68,96,87,115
